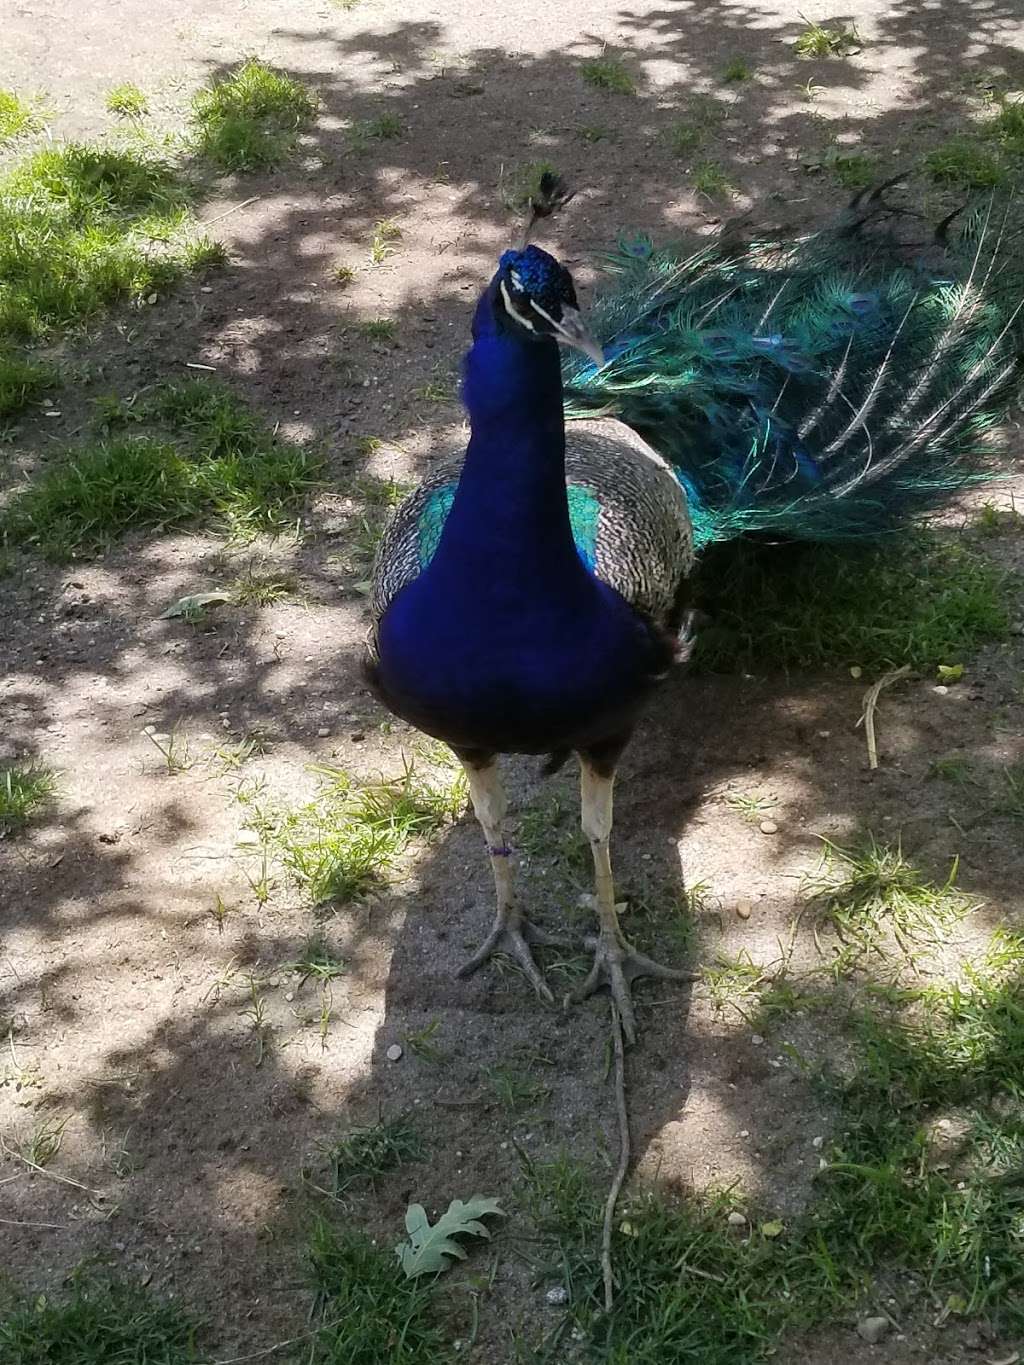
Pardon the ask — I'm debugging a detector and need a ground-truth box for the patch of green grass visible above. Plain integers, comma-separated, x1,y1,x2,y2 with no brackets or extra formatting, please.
829,150,877,188
307,1219,443,1363
404,1018,447,1063
191,58,317,171
350,111,404,147
794,18,861,57
0,351,54,422
581,54,636,95
692,534,1012,674
804,836,976,973
522,928,1024,1360
577,124,610,143
692,160,732,198
358,317,397,342
666,99,728,157
105,82,149,119
3,380,318,559
237,758,463,907
0,90,40,143
0,765,56,833
0,144,208,339
313,1118,423,1198
928,754,975,784
500,158,559,212
722,57,752,82
924,136,1007,188
0,1277,199,1363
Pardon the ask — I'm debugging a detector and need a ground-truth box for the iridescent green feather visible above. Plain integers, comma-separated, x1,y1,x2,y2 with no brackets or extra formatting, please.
563,191,1024,549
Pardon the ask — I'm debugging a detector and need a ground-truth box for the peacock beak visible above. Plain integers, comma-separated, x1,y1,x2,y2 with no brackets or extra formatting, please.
553,307,606,367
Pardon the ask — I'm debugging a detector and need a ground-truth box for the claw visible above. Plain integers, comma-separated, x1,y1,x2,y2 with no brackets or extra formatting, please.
456,918,563,1004
565,936,697,1044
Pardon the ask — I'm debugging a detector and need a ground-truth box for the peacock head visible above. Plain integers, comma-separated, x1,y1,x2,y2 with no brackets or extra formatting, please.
491,245,605,366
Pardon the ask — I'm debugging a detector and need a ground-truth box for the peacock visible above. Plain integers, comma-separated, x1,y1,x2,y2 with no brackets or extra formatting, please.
365,178,1024,1043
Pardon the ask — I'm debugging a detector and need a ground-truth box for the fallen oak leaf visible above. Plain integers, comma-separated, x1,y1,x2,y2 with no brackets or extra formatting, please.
395,1195,503,1278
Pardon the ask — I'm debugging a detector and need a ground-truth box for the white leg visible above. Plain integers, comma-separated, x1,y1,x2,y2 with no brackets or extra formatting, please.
456,759,560,1002
568,759,697,1044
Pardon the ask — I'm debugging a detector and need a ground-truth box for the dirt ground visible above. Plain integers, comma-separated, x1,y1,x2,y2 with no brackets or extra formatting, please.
2,0,1024,1360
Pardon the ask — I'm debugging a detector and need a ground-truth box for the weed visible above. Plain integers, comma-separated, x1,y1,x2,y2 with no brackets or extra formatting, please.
692,160,732,198
702,952,782,1019
0,90,40,143
230,565,298,604
181,235,230,270
484,1064,551,1112
3,381,319,558
358,317,398,342
518,792,589,877
997,761,1024,818
241,974,270,1065
307,1219,443,1363
369,218,401,264
581,54,636,95
351,112,404,146
333,263,356,285
0,1277,199,1363
500,159,558,212
207,894,236,932
404,1018,447,1063
286,936,347,988
928,755,975,784
191,58,317,171
314,1118,423,1198
577,125,609,143
692,533,1011,674
722,57,752,82
924,137,1006,188
0,351,54,422
15,1115,69,1168
105,83,149,119
804,836,976,972
144,726,193,773
724,791,778,822
0,764,55,832
666,100,727,157
794,18,861,57
413,380,450,403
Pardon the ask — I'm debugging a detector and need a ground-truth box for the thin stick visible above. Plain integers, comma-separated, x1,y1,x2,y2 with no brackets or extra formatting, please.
857,665,912,769
601,1000,630,1314
200,195,260,228
0,1216,71,1229
211,1316,346,1364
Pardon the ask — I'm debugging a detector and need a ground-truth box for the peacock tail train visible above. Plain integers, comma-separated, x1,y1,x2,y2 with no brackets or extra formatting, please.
562,189,1024,551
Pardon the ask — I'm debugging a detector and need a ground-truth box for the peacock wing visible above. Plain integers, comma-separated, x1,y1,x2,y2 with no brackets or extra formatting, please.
564,418,694,625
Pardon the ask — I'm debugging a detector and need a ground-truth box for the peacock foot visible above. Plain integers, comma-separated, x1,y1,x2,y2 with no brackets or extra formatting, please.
566,933,698,1045
456,914,565,1004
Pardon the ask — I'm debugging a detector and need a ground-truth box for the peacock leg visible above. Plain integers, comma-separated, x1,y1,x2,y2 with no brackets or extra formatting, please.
455,757,559,1004
568,759,697,1044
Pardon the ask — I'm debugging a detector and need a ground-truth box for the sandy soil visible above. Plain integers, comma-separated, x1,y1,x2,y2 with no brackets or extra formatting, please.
2,0,1024,1360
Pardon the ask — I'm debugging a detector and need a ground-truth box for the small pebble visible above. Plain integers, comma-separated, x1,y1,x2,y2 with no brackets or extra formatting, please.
545,1286,569,1306
812,1135,824,1149
751,1034,765,1047
739,1129,750,1139
727,1211,747,1227
386,1043,403,1062
933,684,949,695
235,831,260,846
856,1316,891,1345
317,726,330,738
736,898,752,920
759,819,779,835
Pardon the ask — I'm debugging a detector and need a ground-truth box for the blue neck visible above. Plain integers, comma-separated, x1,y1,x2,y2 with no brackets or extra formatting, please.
424,285,587,591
